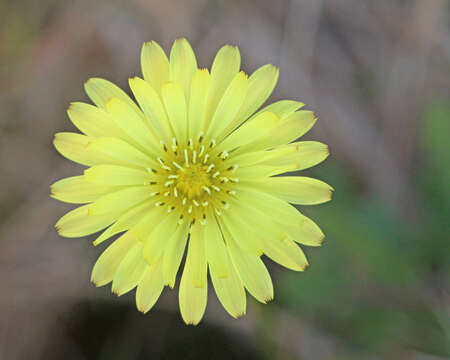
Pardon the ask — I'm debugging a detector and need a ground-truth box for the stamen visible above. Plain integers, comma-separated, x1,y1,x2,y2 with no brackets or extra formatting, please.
149,181,157,185
150,191,160,197
221,201,230,209
188,138,193,149
188,205,193,214
168,206,176,213
160,140,168,152
212,171,220,178
164,180,174,187
210,139,216,148
215,209,222,216
178,215,184,224
146,168,157,174
198,132,204,143
219,177,229,183
182,198,187,206
192,150,197,164
168,174,178,179
164,191,170,197
200,214,206,225
230,177,239,183
157,157,171,171
202,201,208,207
155,202,165,207
199,145,205,157
206,164,215,173
172,161,184,170
192,200,200,207
173,187,178,197
220,150,229,160
211,185,221,192
202,186,211,195
203,154,209,164
227,190,237,196
184,149,189,166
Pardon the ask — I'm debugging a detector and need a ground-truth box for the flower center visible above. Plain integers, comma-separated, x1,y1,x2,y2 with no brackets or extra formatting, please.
149,135,239,225
176,164,211,199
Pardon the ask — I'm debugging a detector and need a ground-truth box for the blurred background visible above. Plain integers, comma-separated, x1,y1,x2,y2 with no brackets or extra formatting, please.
1,0,449,359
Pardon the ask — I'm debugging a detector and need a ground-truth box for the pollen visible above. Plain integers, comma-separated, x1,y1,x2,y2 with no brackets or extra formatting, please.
176,163,211,198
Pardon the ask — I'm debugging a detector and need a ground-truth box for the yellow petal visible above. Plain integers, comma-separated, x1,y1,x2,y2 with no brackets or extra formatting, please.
187,223,207,288
89,186,152,215
67,102,125,139
136,261,165,313
141,41,169,95
53,132,113,166
84,165,150,186
188,69,210,139
129,77,173,144
161,82,187,144
228,241,274,303
222,64,279,137
169,38,197,101
262,141,330,171
87,137,157,169
216,111,279,152
254,176,333,205
205,216,228,278
91,232,137,286
253,99,304,120
112,241,147,296
284,215,325,247
210,251,246,318
203,45,241,130
129,205,168,242
206,71,248,140
163,222,189,288
84,77,141,115
50,176,121,204
240,110,316,153
93,200,154,246
179,243,207,325
262,236,308,271
106,98,159,156
55,204,120,238
142,212,180,265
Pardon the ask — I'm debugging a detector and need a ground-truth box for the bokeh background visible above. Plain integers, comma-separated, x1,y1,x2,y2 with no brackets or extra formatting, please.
1,0,449,359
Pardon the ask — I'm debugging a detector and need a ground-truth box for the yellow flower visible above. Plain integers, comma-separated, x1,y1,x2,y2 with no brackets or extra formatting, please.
51,38,332,325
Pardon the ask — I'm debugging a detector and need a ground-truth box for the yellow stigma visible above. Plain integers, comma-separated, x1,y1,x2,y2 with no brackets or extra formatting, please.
176,164,211,198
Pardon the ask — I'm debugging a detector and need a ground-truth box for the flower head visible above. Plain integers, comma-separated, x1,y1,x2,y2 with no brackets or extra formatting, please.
52,38,332,325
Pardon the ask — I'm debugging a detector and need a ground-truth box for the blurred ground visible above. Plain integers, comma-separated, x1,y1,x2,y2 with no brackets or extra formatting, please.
0,0,449,359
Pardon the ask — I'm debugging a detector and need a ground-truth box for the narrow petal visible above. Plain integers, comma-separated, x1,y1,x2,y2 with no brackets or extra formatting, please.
112,241,147,296
136,261,165,313
228,240,274,303
50,176,121,204
89,186,152,215
169,38,197,101
106,98,159,155
206,71,248,140
55,204,121,238
242,110,316,152
203,45,241,130
91,232,137,286
87,137,158,169
205,217,228,278
142,212,180,265
188,69,210,139
187,223,207,288
216,111,279,152
84,77,141,115
284,215,325,247
262,236,308,271
222,64,279,137
179,243,207,325
253,99,304,120
254,176,333,205
84,165,150,186
261,141,330,171
53,132,113,166
210,251,246,318
141,41,169,95
161,82,188,144
163,222,189,288
129,77,173,143
93,200,154,246
67,102,125,139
